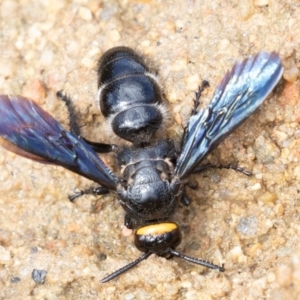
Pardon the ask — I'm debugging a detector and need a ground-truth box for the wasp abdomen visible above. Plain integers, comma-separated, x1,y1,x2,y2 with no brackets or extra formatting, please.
97,47,149,85
97,47,164,145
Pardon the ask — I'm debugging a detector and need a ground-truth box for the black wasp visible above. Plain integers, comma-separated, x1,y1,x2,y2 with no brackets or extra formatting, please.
0,47,283,282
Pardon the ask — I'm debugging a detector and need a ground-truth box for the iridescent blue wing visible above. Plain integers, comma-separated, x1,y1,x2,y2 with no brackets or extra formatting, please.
175,51,283,179
0,95,119,190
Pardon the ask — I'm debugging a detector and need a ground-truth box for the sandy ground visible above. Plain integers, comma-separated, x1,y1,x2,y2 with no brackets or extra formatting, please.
0,0,300,299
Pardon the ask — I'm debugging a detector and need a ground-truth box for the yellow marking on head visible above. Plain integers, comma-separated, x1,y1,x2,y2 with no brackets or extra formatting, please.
136,222,177,236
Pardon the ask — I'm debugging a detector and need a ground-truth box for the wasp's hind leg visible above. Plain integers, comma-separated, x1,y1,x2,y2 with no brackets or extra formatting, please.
56,91,116,153
181,81,210,148
186,81,250,177
191,80,210,116
56,91,82,136
57,91,114,201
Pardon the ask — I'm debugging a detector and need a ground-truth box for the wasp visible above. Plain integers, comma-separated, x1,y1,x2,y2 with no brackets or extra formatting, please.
0,48,283,282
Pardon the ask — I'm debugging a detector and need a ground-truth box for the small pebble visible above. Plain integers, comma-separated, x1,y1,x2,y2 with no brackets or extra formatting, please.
237,215,258,235
31,269,47,284
78,7,93,21
254,0,269,6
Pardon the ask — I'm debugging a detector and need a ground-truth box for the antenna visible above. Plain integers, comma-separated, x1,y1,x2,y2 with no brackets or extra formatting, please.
169,249,225,272
101,251,152,283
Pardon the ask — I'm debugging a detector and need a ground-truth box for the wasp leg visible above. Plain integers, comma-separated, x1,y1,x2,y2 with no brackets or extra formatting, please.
56,90,81,136
124,214,137,229
181,81,210,148
191,80,210,116
180,181,199,206
181,194,190,206
81,139,117,153
57,91,116,153
193,163,251,176
69,186,109,202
